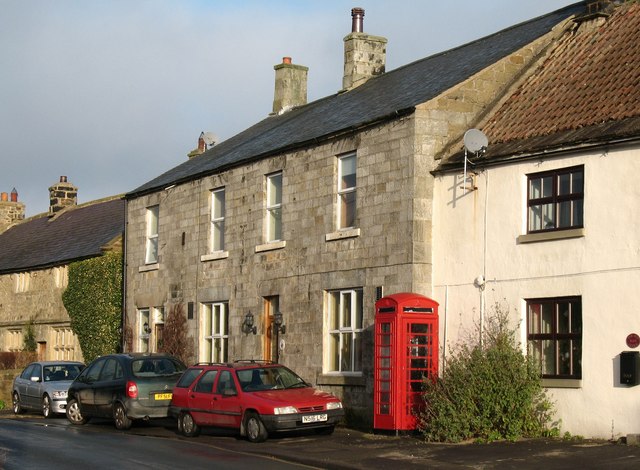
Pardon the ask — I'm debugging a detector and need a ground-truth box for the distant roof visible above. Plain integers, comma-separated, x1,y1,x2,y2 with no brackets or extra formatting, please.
127,2,586,199
0,198,125,274
438,1,640,171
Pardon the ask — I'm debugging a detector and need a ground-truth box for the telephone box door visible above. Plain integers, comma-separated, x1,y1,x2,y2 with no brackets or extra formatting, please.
374,293,439,431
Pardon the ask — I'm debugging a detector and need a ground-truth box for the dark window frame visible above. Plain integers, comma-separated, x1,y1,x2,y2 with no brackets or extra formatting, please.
526,296,582,379
526,165,584,234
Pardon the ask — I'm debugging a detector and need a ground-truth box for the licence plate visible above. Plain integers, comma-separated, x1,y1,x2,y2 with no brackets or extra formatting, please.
154,393,172,400
302,413,327,424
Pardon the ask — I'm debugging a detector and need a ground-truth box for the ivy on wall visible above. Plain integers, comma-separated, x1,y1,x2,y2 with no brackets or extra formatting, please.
62,251,123,363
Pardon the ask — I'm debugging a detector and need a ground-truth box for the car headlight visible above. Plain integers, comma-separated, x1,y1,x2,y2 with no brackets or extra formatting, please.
274,406,298,415
52,390,67,399
326,401,342,410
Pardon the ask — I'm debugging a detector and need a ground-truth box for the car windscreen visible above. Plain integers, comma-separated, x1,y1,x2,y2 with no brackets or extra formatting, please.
132,357,186,378
237,366,308,392
44,364,84,382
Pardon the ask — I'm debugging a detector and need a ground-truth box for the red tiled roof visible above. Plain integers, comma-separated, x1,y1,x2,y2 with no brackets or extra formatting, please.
484,2,640,144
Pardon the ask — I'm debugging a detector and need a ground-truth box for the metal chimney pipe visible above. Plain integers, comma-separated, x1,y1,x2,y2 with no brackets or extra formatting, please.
351,7,364,33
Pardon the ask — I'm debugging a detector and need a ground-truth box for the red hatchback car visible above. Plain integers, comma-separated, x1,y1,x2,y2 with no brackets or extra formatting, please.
169,361,344,442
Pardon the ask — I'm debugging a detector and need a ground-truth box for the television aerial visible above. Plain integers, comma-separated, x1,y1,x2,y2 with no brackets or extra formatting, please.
461,129,488,193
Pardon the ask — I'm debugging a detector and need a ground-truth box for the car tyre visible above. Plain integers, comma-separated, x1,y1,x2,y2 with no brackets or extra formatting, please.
66,398,88,425
12,392,24,414
245,412,268,443
114,403,133,430
180,412,200,437
42,394,52,419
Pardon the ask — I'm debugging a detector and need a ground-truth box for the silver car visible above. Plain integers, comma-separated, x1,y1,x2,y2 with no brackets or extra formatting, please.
13,361,85,418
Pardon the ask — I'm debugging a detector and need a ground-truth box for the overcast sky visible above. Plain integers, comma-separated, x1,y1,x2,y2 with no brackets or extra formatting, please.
1,0,576,217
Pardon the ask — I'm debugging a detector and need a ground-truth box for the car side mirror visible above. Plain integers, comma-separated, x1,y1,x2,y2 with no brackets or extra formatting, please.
30,376,41,383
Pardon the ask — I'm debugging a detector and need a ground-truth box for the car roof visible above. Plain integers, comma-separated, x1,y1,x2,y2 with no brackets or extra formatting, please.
27,361,84,367
190,360,281,370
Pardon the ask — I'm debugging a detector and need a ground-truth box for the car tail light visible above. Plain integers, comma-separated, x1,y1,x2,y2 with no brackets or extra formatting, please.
126,381,138,398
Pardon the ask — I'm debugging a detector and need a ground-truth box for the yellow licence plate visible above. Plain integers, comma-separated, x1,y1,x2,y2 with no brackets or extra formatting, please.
154,393,172,400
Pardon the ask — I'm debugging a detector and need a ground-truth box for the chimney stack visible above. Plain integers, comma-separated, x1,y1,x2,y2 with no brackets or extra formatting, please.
342,8,387,91
49,176,78,215
0,187,25,233
272,56,308,115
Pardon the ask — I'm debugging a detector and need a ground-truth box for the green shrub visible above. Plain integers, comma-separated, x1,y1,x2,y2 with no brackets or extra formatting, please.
0,400,5,411
62,251,123,363
417,303,558,442
23,321,37,352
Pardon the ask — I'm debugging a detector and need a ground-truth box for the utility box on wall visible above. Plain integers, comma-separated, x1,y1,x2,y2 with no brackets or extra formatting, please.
620,351,640,386
373,293,439,432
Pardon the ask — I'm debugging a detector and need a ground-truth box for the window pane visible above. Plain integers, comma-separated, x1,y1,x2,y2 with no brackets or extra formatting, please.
558,201,572,228
341,332,353,371
572,170,583,194
529,178,542,199
268,173,282,206
340,191,356,228
341,292,353,329
213,190,225,219
541,340,555,375
329,333,339,371
355,290,363,330
268,207,282,241
573,199,583,226
148,206,159,235
529,205,542,232
541,304,553,334
571,301,582,333
528,304,541,334
557,301,570,334
212,221,224,251
558,340,572,375
558,173,571,196
146,238,158,264
340,155,356,190
542,203,555,229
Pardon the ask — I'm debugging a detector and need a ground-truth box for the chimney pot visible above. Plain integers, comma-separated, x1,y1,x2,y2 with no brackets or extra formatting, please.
282,56,292,64
351,7,365,33
10,188,18,202
1,192,7,202
60,176,67,183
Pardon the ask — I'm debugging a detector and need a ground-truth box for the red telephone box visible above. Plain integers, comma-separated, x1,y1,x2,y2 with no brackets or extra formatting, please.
374,292,439,431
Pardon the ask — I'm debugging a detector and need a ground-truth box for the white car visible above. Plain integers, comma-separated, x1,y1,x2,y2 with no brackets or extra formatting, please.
12,361,85,418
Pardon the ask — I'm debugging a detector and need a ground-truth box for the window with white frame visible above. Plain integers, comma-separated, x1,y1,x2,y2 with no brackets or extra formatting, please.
14,272,30,293
138,308,151,352
326,288,363,374
338,153,357,229
527,166,583,233
6,329,22,352
210,188,226,252
53,327,77,360
202,302,229,363
54,266,68,288
145,205,159,264
266,172,282,242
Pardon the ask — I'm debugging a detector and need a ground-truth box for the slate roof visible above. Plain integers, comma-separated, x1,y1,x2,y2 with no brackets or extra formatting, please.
127,2,587,199
437,1,640,171
0,198,125,274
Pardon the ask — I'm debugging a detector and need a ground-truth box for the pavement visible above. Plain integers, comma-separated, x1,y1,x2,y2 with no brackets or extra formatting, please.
3,410,640,469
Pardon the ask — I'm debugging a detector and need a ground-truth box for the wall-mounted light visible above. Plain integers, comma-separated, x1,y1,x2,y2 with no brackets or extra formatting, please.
242,311,257,335
273,311,286,335
143,322,152,334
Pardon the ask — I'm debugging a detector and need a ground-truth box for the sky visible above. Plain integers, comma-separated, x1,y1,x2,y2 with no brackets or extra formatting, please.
1,0,577,217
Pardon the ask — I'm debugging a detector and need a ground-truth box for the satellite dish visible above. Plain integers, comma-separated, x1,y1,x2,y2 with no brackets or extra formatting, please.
202,132,217,146
463,129,488,153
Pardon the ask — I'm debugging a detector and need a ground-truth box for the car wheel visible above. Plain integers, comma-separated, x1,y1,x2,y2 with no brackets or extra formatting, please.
180,412,200,437
114,403,132,430
245,412,268,443
42,394,52,419
66,398,88,425
12,392,24,414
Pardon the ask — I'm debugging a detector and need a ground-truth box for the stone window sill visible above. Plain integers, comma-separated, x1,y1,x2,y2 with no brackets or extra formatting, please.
255,240,286,253
517,228,585,244
201,251,229,262
325,228,361,242
138,263,159,273
541,378,582,389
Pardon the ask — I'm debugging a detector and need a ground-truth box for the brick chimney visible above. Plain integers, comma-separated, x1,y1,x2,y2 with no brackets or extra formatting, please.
49,176,77,215
342,8,387,91
0,187,25,233
272,56,308,115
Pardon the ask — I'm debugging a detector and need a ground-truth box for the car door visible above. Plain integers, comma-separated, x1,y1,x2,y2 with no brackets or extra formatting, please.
93,357,125,417
187,369,218,426
211,370,243,429
74,358,106,415
24,363,43,409
16,364,36,409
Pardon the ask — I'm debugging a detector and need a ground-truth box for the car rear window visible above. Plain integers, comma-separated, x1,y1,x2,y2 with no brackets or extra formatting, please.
176,368,204,388
132,357,186,378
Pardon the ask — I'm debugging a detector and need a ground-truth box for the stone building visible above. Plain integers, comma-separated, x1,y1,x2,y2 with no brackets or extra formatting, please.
0,177,125,362
124,4,586,428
